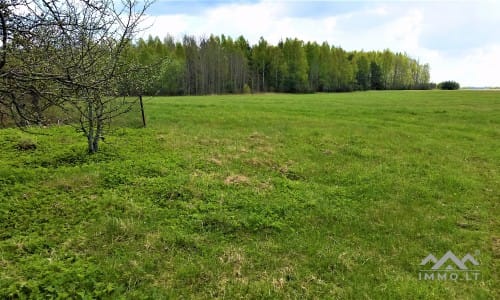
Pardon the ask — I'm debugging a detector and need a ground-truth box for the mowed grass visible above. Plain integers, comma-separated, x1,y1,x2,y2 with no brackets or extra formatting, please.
0,91,498,298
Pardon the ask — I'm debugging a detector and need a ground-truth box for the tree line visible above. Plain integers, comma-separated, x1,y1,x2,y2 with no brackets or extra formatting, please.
124,35,432,96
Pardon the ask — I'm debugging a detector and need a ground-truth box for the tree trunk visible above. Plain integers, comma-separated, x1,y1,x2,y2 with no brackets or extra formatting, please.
31,91,42,126
87,101,95,154
92,135,99,153
92,119,102,154
86,99,103,155
262,60,265,92
139,95,146,127
87,134,96,154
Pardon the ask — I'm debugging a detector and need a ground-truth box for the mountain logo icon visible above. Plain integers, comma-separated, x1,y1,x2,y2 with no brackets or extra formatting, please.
420,251,479,270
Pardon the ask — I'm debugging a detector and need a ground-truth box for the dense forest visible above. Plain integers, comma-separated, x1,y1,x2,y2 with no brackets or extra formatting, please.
124,35,432,96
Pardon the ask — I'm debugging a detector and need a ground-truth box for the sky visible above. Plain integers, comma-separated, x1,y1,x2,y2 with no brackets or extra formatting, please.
141,0,500,87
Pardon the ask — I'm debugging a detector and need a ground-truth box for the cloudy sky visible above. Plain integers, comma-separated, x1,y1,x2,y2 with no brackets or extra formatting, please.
141,0,500,87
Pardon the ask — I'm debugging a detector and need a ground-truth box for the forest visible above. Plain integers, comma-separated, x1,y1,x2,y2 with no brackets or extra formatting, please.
124,35,432,96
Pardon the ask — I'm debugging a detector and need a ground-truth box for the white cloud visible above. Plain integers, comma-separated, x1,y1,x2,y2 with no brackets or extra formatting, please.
142,1,290,42
426,44,500,87
141,1,500,87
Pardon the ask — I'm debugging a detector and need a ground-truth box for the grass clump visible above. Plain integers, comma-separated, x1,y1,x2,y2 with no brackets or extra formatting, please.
15,138,37,151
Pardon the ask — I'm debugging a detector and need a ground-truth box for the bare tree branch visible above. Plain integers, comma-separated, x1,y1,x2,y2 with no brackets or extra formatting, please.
1,0,153,152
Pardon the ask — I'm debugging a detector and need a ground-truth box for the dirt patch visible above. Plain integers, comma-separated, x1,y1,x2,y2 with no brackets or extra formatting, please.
245,157,275,167
224,175,250,185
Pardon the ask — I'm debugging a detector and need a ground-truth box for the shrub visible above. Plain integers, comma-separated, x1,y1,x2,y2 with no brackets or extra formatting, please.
16,138,37,151
438,81,460,90
242,84,251,94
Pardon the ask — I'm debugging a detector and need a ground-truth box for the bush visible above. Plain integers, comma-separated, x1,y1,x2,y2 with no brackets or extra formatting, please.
16,138,37,151
242,84,251,94
438,81,460,90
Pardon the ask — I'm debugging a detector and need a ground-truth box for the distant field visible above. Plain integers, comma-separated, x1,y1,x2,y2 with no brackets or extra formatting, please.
0,91,498,298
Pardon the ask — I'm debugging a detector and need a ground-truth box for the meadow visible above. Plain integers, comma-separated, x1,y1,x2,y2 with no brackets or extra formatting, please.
0,90,498,298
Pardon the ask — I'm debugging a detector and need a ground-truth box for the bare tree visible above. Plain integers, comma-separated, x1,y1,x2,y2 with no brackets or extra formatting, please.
0,0,152,153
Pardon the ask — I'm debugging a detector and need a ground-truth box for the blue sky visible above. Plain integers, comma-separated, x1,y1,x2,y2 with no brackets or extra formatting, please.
142,1,500,87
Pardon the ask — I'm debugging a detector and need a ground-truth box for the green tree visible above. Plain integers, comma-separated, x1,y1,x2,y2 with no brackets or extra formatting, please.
281,39,309,92
370,62,384,90
222,36,248,93
267,45,285,92
379,49,394,89
438,81,460,90
331,47,354,91
355,53,371,90
305,42,321,91
318,42,334,91
251,37,270,92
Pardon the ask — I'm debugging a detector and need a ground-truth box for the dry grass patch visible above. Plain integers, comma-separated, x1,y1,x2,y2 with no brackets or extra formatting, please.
44,174,97,191
224,175,250,185
255,180,273,193
219,247,246,279
493,236,500,258
245,157,276,168
208,157,223,166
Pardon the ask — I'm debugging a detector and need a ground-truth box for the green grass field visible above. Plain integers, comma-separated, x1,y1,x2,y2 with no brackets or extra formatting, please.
0,91,498,298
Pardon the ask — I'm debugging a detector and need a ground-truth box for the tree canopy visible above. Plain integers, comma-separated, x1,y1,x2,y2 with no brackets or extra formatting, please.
438,81,460,90
123,34,433,96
